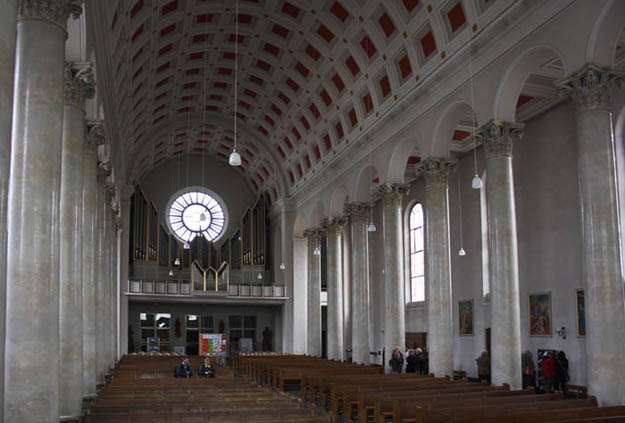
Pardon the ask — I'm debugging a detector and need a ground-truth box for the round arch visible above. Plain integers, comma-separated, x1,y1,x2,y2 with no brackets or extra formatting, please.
587,0,625,67
329,185,349,217
430,100,474,157
494,44,568,122
352,164,379,203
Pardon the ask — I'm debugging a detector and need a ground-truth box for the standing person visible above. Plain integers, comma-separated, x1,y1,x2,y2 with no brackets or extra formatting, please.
522,350,536,390
415,348,426,375
389,347,404,374
475,350,491,384
405,349,417,373
175,358,192,378
555,351,569,396
199,357,216,378
541,351,556,393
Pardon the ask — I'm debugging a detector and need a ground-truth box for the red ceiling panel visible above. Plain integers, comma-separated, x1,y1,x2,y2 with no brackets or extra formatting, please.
237,14,252,24
317,25,335,43
239,100,251,109
398,54,412,78
348,108,357,127
277,146,286,158
130,0,144,19
517,95,534,108
402,0,419,12
320,89,332,106
284,137,293,149
192,33,208,43
345,56,360,76
160,23,176,38
131,24,144,43
286,78,300,92
249,75,264,85
271,104,282,115
158,44,172,56
243,88,257,97
186,68,200,75
272,24,289,38
363,92,373,113
420,31,436,58
452,130,470,140
300,116,310,130
278,91,290,104
295,62,310,77
378,12,396,37
305,155,311,168
256,60,271,72
162,0,178,15
331,2,349,22
196,13,212,23
447,3,466,32
306,44,321,61
332,73,345,92
314,145,321,160
292,126,301,140
335,121,344,139
257,125,269,136
360,35,377,58
264,42,280,56
324,134,332,150
309,103,320,119
379,74,391,97
282,2,300,18
265,115,276,126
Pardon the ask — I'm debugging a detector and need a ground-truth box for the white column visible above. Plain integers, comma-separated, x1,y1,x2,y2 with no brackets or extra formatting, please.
377,183,409,373
118,185,132,356
557,65,625,405
478,121,524,389
280,202,296,353
420,158,455,378
95,169,107,384
4,2,82,422
304,227,323,357
322,217,346,361
103,183,113,373
0,3,18,421
82,122,102,398
59,61,94,419
345,203,371,365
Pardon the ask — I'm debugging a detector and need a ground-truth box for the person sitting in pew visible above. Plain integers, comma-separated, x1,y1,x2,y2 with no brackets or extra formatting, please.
199,357,216,378
174,357,192,378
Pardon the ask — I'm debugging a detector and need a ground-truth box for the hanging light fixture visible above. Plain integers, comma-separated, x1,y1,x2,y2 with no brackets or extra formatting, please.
457,176,466,256
183,241,190,250
468,42,482,190
257,273,263,280
279,262,286,270
229,0,242,167
168,269,174,277
368,134,376,232
313,246,321,256
174,257,181,266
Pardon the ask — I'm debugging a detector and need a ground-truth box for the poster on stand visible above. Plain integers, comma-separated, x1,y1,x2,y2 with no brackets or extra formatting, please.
198,333,228,356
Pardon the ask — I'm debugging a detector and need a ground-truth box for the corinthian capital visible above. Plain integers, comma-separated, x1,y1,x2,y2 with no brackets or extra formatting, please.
321,216,347,236
343,202,370,223
555,64,624,113
417,157,456,188
64,62,95,109
86,121,104,154
375,183,410,208
475,120,524,159
18,0,83,29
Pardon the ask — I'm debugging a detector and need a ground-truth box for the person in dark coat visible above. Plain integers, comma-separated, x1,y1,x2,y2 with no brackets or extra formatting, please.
175,358,192,378
522,350,536,390
199,357,216,378
389,347,404,374
405,349,418,373
414,348,427,375
555,351,569,395
542,352,556,393
475,350,491,384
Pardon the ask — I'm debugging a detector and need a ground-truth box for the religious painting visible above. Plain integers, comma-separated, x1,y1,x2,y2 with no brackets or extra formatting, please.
529,292,552,337
576,289,586,337
458,299,474,336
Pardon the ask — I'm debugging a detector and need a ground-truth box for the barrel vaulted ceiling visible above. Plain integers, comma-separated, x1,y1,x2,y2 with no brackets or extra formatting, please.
92,0,544,201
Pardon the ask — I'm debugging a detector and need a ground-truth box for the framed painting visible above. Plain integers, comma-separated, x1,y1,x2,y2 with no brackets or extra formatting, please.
458,299,474,336
576,289,586,337
529,292,552,337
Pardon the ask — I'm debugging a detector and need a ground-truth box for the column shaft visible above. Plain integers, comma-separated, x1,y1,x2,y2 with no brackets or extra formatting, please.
378,184,408,373
103,188,112,372
479,121,523,389
346,203,370,365
82,123,101,397
420,158,455,378
557,66,625,405
95,173,106,383
119,186,132,355
0,2,18,421
323,218,345,360
304,228,322,356
59,62,94,418
5,2,82,420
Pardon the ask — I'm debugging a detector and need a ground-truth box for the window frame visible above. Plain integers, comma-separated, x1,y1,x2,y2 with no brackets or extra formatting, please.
405,202,426,305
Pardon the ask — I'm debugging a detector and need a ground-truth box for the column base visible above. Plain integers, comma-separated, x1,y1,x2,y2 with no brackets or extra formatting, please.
59,415,82,423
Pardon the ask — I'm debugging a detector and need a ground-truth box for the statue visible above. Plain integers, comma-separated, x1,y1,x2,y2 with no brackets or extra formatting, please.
262,326,272,351
128,324,135,353
219,319,225,334
175,318,181,338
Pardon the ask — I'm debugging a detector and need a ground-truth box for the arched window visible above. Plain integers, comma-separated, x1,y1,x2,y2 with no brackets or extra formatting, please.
408,203,425,302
